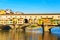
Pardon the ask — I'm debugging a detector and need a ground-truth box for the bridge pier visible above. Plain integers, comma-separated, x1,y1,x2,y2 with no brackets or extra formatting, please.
44,25,53,32
44,25,49,32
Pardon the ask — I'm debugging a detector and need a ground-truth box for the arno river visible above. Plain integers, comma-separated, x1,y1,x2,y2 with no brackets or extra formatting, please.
0,30,60,40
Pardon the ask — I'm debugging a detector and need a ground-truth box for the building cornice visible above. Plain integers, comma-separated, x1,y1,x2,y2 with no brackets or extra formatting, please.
0,13,60,15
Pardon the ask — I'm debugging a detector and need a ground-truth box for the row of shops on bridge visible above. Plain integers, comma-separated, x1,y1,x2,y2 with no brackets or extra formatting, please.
0,15,60,25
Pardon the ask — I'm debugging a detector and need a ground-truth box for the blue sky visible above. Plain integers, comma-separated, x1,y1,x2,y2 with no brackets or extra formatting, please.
0,0,60,13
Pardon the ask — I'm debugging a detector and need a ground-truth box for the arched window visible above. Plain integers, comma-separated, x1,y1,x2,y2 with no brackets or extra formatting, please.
46,16,48,18
52,16,54,18
24,19,28,23
41,16,42,18
58,16,60,18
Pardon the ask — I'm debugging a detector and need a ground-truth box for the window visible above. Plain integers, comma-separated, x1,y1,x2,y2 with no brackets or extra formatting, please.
41,16,42,18
58,16,60,18
46,16,48,18
24,19,28,23
52,16,54,18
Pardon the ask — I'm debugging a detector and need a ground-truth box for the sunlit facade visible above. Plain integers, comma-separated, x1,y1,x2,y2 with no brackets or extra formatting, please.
0,10,6,14
0,14,60,24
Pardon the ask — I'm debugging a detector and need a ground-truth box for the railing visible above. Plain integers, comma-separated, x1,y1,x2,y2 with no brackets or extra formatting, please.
0,21,23,24
0,21,13,24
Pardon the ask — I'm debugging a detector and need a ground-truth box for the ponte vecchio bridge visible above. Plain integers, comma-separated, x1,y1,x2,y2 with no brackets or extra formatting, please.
0,14,60,32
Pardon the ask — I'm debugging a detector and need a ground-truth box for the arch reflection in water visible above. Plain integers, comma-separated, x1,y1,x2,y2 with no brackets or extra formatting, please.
27,32,43,40
51,26,60,34
26,27,43,33
51,33,60,40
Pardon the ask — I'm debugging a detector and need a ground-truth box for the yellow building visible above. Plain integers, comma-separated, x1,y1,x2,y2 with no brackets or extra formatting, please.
0,10,6,14
38,19,43,25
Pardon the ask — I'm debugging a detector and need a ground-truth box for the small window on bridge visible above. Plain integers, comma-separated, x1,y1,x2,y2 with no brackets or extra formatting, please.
52,16,54,18
41,16,42,18
58,16,60,18
46,16,48,18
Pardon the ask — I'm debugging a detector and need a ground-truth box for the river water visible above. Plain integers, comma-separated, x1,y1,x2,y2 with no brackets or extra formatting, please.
0,30,60,40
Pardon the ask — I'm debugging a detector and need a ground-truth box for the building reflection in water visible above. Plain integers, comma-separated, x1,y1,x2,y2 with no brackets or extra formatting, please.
0,30,60,40
43,32,57,40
